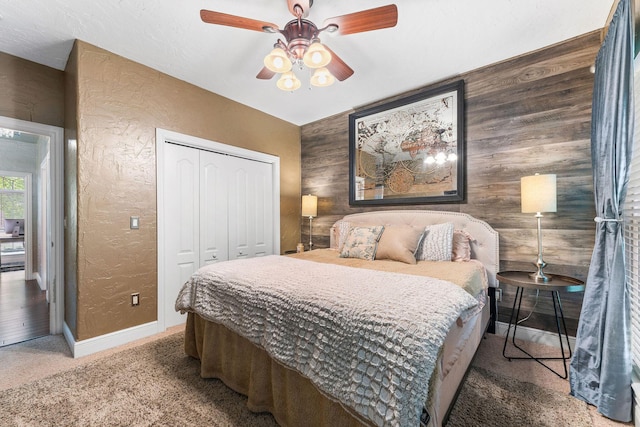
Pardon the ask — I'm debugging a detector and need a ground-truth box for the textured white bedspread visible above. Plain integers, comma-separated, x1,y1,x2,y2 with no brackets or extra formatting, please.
175,255,478,427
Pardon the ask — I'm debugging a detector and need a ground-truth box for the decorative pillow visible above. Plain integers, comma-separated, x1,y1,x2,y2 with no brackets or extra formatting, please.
339,225,385,261
375,224,424,264
452,229,474,262
416,222,454,261
330,221,341,250
335,220,352,252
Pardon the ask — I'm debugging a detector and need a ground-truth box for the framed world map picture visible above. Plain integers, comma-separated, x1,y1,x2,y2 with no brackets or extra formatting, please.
349,80,465,206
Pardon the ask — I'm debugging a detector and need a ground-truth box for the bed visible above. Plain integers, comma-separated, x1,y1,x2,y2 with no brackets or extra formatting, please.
176,210,499,427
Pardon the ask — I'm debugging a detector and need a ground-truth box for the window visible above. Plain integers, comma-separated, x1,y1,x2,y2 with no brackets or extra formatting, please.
0,175,26,270
0,175,25,232
625,59,640,404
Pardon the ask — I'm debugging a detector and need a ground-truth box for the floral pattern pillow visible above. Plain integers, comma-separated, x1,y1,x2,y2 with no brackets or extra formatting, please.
339,225,385,261
415,222,454,261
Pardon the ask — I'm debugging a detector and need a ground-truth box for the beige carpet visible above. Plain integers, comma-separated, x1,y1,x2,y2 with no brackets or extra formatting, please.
0,332,277,426
446,366,591,426
0,331,598,427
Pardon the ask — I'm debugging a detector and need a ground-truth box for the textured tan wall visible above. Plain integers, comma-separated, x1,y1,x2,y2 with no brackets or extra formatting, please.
0,51,64,127
72,41,301,340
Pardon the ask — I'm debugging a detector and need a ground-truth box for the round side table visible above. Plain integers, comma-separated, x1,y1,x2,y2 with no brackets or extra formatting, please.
497,271,585,379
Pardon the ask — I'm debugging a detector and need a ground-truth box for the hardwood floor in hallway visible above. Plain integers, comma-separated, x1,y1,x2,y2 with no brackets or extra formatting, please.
0,270,48,347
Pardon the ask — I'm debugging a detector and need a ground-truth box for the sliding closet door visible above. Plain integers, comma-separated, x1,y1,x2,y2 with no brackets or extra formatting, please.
200,150,229,265
227,156,274,259
163,143,199,328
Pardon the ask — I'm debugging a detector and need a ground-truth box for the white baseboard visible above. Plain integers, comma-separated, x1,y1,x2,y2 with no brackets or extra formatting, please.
63,321,160,358
34,272,45,291
495,321,576,350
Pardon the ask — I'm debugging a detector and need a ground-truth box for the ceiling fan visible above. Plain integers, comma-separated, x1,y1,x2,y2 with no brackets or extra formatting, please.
200,1,398,91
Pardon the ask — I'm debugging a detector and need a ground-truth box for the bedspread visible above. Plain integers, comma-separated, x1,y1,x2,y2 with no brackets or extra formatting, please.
175,255,478,427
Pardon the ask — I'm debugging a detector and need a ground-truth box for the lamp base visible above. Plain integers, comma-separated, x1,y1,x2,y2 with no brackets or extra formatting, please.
529,271,553,282
530,212,552,282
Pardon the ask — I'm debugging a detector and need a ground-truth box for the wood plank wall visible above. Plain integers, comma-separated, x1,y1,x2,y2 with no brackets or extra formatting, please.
300,31,602,336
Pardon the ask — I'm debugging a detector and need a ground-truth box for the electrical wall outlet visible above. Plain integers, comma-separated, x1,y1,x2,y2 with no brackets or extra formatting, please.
131,292,140,306
496,288,503,302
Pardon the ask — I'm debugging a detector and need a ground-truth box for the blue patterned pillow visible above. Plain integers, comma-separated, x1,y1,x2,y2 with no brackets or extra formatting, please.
339,225,385,261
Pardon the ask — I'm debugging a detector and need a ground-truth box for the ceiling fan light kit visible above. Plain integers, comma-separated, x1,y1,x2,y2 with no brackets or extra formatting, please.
200,1,398,92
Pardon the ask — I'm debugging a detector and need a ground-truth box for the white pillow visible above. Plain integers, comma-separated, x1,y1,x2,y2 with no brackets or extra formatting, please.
335,220,352,252
416,222,454,261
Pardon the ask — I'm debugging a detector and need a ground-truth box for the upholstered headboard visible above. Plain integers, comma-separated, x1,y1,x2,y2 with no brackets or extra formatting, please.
330,210,500,287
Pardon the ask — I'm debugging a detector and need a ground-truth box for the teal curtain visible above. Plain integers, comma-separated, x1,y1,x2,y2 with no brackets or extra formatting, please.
569,0,634,422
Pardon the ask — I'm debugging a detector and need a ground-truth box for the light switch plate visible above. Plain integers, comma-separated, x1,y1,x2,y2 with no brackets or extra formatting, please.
130,216,140,229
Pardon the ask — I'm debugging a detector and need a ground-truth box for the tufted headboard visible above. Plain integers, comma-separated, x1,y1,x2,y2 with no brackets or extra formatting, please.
330,210,500,287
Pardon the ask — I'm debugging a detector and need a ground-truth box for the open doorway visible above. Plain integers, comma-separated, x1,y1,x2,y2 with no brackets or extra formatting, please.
0,117,64,346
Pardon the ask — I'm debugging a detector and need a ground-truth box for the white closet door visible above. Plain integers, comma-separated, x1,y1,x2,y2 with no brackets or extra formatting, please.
163,143,199,328
228,156,274,259
200,150,229,265
162,142,275,329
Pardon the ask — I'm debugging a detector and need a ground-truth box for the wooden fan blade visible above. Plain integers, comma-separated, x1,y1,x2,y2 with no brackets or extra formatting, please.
323,4,398,35
256,67,276,80
200,10,279,32
324,46,354,81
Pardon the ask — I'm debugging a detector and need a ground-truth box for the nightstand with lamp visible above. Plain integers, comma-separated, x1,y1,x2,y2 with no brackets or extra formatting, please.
499,173,585,379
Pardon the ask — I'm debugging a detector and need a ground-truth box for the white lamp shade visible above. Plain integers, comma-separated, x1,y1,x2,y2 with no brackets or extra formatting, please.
521,174,557,213
301,194,318,217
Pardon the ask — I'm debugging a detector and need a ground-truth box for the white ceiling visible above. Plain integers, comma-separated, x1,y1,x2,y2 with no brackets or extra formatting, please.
0,0,613,126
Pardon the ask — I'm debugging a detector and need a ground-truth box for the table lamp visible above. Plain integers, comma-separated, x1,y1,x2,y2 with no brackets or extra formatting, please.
302,194,318,250
521,173,557,282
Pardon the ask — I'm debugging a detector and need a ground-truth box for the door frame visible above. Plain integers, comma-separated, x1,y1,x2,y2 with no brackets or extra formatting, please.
0,116,64,334
39,153,50,297
156,128,281,332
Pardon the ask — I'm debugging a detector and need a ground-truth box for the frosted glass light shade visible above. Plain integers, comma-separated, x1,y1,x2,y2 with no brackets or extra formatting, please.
310,67,335,87
301,194,317,217
264,48,292,73
521,174,557,213
277,71,301,91
303,42,331,68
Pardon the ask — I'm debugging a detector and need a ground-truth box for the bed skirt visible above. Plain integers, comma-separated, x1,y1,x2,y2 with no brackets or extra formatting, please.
184,301,489,427
185,312,373,427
